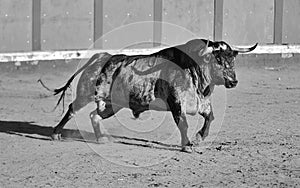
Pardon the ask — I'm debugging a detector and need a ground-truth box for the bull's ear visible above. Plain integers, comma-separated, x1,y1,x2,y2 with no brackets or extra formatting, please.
202,54,212,64
198,47,213,56
198,40,213,56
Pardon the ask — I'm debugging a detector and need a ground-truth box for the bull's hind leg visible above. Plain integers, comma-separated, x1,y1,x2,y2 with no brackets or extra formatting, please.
51,104,74,140
51,97,90,140
90,102,121,143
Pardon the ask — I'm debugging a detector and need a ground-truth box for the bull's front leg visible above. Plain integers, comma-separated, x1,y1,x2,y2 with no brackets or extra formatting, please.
168,100,192,153
194,109,214,145
191,98,215,145
174,114,193,153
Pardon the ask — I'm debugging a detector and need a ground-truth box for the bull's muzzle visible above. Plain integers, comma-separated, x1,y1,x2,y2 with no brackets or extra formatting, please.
225,79,238,88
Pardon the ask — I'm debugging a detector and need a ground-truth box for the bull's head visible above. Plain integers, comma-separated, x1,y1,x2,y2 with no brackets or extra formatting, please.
199,39,257,88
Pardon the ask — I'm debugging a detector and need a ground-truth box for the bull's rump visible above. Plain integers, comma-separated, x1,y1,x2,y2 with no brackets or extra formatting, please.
74,53,113,104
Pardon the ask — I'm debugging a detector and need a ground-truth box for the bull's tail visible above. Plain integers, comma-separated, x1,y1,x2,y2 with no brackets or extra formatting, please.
38,53,103,112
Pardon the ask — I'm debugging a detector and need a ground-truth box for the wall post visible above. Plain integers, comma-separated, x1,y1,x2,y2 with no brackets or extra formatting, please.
32,0,41,51
94,0,103,48
214,0,223,41
153,0,162,47
274,0,283,44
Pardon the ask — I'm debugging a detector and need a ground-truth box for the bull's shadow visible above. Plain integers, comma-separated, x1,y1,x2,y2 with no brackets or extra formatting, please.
0,120,181,151
0,120,85,141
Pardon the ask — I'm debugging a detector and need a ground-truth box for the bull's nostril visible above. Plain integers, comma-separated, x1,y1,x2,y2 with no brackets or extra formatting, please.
232,80,238,87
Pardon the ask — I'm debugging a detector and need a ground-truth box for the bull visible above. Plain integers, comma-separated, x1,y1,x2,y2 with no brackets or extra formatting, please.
44,39,257,152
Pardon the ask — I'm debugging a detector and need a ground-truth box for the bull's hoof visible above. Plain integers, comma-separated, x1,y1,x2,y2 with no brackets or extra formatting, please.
193,147,204,154
181,146,193,153
96,136,110,144
192,139,201,147
51,133,62,141
198,131,208,141
190,134,203,146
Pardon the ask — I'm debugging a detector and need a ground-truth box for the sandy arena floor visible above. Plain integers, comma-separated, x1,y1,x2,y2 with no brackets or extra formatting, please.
0,55,299,187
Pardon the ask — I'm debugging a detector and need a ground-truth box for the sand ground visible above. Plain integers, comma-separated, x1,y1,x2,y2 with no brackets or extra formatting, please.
0,55,299,187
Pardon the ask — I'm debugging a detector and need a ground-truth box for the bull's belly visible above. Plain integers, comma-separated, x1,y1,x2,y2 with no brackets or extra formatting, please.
106,72,203,116
111,91,169,113
109,87,200,116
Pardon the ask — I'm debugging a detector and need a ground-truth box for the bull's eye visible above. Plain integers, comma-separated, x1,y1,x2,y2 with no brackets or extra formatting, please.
223,56,234,68
225,59,232,68
215,57,222,64
224,62,229,68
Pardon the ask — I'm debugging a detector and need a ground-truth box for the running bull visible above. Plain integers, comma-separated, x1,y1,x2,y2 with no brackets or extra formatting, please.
42,39,257,152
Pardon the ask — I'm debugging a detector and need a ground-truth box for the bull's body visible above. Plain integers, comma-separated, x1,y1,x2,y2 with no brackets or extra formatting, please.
95,47,212,117
47,39,257,152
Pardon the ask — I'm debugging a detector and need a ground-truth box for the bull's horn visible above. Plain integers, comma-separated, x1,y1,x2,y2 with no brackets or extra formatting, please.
231,43,258,53
199,39,213,56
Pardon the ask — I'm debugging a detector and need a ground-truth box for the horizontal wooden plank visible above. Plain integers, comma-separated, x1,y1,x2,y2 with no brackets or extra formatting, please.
1,45,300,62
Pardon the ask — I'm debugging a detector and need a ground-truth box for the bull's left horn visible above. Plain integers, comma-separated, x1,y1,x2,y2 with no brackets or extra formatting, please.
231,43,258,53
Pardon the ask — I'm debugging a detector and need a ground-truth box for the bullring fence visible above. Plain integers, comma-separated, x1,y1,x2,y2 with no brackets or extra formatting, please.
0,0,300,62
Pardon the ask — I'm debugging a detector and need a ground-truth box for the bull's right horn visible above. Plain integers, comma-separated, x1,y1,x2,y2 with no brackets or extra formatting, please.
231,43,258,53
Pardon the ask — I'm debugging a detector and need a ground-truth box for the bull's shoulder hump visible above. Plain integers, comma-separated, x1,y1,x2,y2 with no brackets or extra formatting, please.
123,54,156,66
110,54,128,61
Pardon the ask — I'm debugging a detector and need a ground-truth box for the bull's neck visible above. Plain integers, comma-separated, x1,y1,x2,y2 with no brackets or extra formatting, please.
198,63,213,97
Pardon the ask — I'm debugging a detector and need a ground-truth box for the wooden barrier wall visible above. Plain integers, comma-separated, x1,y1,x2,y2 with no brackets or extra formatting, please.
0,0,300,52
